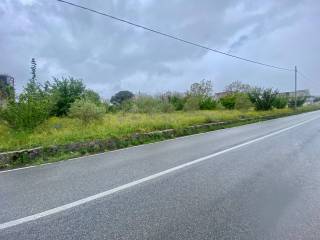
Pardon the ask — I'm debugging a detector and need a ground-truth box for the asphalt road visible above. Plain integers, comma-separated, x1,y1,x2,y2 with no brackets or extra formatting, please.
1,111,320,240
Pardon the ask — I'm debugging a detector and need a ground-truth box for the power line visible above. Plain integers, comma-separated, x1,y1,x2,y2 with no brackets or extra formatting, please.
297,70,311,81
56,0,294,72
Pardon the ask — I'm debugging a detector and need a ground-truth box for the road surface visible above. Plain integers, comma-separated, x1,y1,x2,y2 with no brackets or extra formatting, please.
1,111,320,240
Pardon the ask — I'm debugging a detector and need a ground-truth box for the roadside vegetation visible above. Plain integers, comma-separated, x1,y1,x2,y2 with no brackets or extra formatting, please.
0,59,319,158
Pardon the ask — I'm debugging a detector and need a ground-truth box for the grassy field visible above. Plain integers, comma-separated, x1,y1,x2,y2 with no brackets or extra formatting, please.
1,105,320,153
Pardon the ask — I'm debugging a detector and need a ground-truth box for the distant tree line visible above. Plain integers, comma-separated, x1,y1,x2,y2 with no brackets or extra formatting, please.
0,59,311,131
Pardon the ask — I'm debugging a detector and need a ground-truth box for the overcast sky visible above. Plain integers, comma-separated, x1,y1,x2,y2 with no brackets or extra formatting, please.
0,0,319,98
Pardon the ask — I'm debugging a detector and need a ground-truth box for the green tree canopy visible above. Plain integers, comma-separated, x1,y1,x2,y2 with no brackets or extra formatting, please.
110,90,134,105
50,77,86,116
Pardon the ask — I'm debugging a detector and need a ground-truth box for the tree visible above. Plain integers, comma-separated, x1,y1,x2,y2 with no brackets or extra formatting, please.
248,88,278,111
110,90,134,105
225,80,251,93
31,58,37,82
50,77,86,116
188,79,213,97
24,58,43,98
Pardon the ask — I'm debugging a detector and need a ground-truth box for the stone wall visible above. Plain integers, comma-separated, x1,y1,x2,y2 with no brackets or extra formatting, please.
1,120,242,167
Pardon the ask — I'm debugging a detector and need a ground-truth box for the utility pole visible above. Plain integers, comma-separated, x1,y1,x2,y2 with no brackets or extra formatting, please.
294,65,297,110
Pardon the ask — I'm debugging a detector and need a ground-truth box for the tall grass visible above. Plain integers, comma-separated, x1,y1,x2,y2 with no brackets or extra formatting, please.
0,106,319,152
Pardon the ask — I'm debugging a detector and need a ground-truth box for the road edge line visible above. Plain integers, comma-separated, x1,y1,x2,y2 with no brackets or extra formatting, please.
0,115,319,230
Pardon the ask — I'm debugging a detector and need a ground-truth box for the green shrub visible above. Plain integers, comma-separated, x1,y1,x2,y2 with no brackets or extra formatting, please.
215,102,226,110
68,99,105,124
234,93,252,110
248,88,278,111
167,94,186,111
200,97,217,110
0,96,51,130
273,96,288,109
288,96,307,108
119,100,134,113
220,94,236,110
0,76,52,130
131,95,160,114
159,101,175,113
123,95,176,114
183,97,200,111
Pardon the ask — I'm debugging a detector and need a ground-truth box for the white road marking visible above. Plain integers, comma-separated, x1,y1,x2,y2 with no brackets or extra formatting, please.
0,115,319,230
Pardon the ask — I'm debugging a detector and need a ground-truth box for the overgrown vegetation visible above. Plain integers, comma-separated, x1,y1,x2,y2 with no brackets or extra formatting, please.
248,88,278,110
1,106,319,153
288,96,307,108
273,96,289,109
68,98,105,124
1,59,318,163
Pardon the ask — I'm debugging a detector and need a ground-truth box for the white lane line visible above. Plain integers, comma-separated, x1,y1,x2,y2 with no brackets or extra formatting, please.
0,163,54,173
0,115,319,230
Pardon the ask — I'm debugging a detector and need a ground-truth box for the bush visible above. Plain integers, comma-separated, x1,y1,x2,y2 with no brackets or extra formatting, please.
273,96,288,109
0,77,52,130
219,94,236,110
0,96,51,130
288,96,307,108
165,93,186,111
68,99,105,124
183,97,200,111
119,95,175,114
131,95,160,114
199,97,217,110
159,101,175,113
234,93,252,110
119,100,134,113
248,88,278,111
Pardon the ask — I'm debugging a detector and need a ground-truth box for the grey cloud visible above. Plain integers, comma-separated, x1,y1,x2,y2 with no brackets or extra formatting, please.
0,0,319,97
